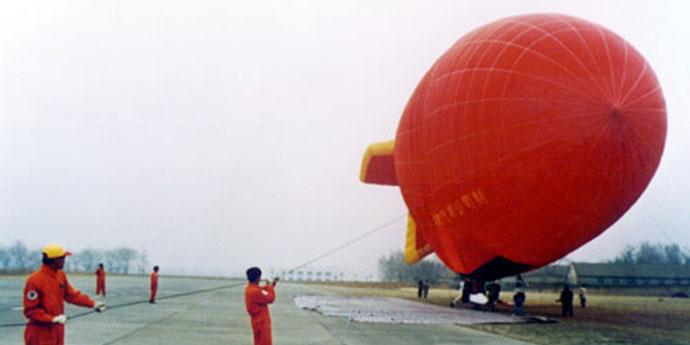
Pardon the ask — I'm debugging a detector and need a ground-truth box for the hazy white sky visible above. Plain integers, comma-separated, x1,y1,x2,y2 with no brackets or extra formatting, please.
0,0,688,277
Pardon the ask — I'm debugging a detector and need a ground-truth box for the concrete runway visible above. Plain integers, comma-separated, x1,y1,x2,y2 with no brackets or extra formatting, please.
0,275,532,345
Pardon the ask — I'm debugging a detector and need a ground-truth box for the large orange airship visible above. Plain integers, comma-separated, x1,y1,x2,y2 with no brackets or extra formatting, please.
360,14,666,281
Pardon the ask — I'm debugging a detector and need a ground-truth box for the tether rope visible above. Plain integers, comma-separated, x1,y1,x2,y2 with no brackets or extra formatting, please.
0,214,405,328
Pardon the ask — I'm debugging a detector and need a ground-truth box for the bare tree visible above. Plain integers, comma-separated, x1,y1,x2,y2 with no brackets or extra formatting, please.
103,249,118,273
0,246,10,271
613,245,636,264
138,250,149,275
663,244,684,265
8,241,30,271
26,249,41,271
113,247,137,274
611,242,690,265
78,249,102,273
0,243,145,274
378,250,451,283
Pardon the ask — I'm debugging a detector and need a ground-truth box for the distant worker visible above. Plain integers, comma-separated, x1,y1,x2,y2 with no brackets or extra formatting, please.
417,279,424,299
578,284,587,308
472,278,486,295
149,266,159,303
23,244,106,345
513,287,526,316
515,274,525,289
95,263,106,297
245,267,278,345
461,277,472,303
486,281,501,311
422,279,430,299
450,277,464,307
558,284,574,316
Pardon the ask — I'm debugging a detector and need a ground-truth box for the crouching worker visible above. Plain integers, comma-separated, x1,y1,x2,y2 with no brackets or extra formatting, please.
24,244,106,345
244,267,278,345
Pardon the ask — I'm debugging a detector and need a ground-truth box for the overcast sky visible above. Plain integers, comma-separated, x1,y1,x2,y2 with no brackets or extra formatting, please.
0,0,688,277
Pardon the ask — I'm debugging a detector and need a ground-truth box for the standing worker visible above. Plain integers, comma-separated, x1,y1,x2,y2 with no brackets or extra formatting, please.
461,277,471,303
149,266,159,303
512,287,526,316
95,263,106,297
23,244,106,345
515,274,525,289
486,281,501,311
558,284,574,316
578,284,587,308
422,279,430,299
450,277,464,307
245,267,278,345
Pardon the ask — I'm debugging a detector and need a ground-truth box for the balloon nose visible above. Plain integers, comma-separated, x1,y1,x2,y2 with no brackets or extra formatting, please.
610,105,623,118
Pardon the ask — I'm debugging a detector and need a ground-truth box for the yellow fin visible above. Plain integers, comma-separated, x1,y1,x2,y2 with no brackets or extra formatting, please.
360,140,398,185
404,214,433,264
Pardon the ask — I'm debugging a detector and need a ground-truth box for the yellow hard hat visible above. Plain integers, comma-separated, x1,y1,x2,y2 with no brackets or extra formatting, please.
42,244,72,259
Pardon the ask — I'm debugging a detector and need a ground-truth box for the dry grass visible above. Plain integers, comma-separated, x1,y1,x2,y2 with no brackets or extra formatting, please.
313,283,690,345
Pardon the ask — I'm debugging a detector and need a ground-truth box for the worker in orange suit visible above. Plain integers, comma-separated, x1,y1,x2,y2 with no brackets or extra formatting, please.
95,263,106,297
244,267,278,345
23,244,106,345
149,265,159,303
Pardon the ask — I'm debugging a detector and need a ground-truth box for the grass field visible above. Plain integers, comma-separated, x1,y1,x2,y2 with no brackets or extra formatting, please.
315,283,690,345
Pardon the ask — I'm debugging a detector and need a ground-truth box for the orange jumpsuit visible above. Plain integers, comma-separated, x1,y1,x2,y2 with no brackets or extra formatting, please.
95,268,106,296
23,265,95,345
244,283,275,345
149,272,158,302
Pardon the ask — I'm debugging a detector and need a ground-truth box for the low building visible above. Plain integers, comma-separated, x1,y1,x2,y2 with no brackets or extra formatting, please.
269,267,344,282
502,262,690,291
501,264,571,290
570,263,690,288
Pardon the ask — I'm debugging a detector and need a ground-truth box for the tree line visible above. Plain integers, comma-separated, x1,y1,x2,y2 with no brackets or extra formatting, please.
610,242,690,265
379,241,690,283
378,250,454,283
0,241,148,274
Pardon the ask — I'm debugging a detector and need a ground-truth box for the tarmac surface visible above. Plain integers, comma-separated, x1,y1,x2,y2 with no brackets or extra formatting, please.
0,275,533,345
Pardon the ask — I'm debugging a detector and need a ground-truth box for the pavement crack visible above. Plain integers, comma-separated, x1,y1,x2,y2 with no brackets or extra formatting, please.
100,311,179,345
306,311,349,345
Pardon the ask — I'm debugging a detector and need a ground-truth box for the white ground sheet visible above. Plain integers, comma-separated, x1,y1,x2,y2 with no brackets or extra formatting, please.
294,295,524,325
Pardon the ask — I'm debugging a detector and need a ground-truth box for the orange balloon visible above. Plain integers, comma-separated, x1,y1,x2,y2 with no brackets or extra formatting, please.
361,14,666,280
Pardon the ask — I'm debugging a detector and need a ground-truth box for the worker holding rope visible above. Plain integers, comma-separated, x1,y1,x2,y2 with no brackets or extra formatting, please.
23,244,106,345
245,267,278,345
0,216,405,333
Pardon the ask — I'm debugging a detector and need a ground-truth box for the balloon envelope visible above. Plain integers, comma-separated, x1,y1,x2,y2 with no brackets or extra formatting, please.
364,13,666,280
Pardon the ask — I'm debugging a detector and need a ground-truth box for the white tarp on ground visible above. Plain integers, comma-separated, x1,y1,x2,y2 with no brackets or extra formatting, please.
294,295,523,325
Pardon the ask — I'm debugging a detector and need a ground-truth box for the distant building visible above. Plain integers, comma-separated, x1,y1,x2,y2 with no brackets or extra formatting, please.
503,264,571,290
269,267,344,282
503,263,690,290
570,263,690,288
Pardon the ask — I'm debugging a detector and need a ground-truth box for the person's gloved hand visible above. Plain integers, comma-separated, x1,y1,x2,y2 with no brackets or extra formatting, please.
94,301,107,313
52,314,67,324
